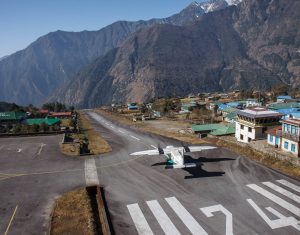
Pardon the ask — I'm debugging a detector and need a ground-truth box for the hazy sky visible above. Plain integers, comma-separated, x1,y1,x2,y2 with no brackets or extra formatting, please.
0,0,203,57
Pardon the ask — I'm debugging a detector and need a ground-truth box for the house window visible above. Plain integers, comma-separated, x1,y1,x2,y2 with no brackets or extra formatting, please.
248,137,251,142
288,125,291,133
241,125,244,130
291,144,296,152
262,127,267,133
240,134,244,140
291,126,296,134
248,127,252,133
269,135,273,142
284,141,289,150
283,124,287,132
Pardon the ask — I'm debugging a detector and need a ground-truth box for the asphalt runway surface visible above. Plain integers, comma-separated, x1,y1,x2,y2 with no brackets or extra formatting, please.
0,110,299,235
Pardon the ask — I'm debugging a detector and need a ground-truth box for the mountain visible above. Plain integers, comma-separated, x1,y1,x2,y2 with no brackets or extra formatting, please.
0,56,8,62
0,0,235,106
54,0,300,108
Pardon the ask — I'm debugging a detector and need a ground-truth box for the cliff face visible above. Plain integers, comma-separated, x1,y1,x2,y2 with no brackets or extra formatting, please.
54,0,299,108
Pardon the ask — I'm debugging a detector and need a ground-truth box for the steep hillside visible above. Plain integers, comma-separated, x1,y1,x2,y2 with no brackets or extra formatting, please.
0,0,236,105
54,0,299,108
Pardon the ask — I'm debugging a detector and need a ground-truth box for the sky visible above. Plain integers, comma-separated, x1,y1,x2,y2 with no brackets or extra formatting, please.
0,0,202,57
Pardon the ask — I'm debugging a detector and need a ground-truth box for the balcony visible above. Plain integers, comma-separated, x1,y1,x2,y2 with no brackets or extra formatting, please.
282,132,300,142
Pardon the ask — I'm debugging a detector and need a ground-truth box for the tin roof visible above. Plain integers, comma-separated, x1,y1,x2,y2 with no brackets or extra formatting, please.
25,118,60,126
237,107,282,119
268,102,300,110
50,112,72,117
192,123,235,136
283,119,300,126
0,112,26,120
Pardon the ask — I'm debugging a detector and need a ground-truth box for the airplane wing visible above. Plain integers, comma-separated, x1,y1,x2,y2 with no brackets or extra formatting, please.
187,146,216,152
130,149,160,156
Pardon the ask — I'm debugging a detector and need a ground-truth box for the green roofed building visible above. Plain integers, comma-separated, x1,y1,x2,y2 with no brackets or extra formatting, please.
224,111,238,123
25,118,60,126
0,112,26,121
191,123,235,136
268,102,300,110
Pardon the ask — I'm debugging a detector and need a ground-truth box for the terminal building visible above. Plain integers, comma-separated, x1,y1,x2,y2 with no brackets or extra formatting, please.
235,107,282,143
281,119,300,157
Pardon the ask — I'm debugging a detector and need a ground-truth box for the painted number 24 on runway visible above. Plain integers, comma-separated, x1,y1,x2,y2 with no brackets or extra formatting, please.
200,200,300,235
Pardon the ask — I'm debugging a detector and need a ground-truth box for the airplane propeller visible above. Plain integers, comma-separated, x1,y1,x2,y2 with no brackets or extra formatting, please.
158,144,164,154
181,142,190,152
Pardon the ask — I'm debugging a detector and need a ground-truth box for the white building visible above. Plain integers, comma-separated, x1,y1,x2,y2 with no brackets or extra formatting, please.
281,119,300,157
266,126,282,147
246,98,262,107
235,107,282,143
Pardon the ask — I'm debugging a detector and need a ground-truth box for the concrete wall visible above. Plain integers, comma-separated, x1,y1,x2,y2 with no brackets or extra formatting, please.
281,137,299,156
267,134,281,147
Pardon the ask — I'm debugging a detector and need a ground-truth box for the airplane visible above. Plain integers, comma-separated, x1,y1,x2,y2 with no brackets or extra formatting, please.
130,145,217,169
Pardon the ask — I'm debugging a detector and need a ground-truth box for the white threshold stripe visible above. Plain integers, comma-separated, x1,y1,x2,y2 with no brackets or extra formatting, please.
247,184,300,217
37,143,45,155
84,158,99,186
262,182,300,203
277,179,300,193
130,135,140,141
127,203,154,235
165,197,208,235
146,200,181,235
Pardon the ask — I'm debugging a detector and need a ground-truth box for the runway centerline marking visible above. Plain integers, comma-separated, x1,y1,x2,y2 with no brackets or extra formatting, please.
146,200,181,235
118,130,125,134
85,158,99,186
4,205,18,235
262,181,300,203
277,179,300,193
130,135,140,141
127,203,154,235
151,145,157,149
247,184,300,217
165,197,208,235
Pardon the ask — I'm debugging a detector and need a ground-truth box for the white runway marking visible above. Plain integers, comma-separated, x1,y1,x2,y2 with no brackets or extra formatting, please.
262,182,300,203
118,130,125,134
247,199,300,231
37,143,45,155
247,184,300,217
130,135,140,141
127,203,154,235
84,158,99,186
165,197,208,235
277,179,300,193
151,145,157,149
201,204,234,235
146,200,181,235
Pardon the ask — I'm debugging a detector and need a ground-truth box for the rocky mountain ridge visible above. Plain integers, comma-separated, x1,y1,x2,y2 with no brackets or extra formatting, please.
0,0,232,105
53,0,300,108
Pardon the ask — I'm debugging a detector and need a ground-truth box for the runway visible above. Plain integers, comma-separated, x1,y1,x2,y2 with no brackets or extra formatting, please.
0,110,299,234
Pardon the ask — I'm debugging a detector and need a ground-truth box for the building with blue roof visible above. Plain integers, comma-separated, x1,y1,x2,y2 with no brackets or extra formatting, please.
277,96,292,102
283,112,300,120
